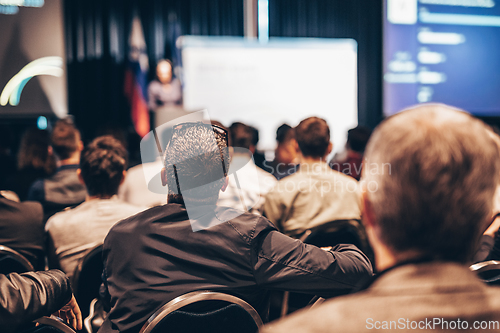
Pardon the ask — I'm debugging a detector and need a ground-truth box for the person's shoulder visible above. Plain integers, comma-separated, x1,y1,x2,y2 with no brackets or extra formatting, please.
108,204,170,233
262,293,369,333
4,199,43,224
216,207,277,241
112,200,148,216
328,168,359,183
45,203,81,231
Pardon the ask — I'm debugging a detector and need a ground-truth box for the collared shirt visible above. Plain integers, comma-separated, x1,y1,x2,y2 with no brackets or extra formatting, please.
217,153,277,214
264,162,361,237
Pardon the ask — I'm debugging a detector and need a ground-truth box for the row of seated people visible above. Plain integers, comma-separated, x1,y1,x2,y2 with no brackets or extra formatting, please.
0,117,373,332
0,116,370,274
4,104,500,332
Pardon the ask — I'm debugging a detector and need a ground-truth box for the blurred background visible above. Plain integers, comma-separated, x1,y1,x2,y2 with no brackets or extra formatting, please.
1,0,499,160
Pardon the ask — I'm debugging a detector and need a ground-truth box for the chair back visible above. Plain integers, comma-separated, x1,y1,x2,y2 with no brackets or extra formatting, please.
279,220,373,318
302,220,368,250
140,291,263,333
470,260,500,285
0,245,34,274
72,244,104,318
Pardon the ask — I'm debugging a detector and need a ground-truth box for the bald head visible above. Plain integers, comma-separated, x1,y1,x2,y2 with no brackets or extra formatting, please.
363,104,500,263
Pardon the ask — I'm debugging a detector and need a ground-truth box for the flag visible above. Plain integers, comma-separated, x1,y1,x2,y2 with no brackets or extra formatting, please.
124,14,149,137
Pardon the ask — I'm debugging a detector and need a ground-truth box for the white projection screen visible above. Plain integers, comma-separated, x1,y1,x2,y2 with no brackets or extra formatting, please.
179,36,358,155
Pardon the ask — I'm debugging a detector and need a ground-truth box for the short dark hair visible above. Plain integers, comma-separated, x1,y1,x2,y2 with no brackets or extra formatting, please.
276,124,293,144
364,105,500,263
164,123,229,206
347,126,372,153
80,135,128,197
295,117,330,158
229,122,254,150
18,128,56,175
51,119,81,160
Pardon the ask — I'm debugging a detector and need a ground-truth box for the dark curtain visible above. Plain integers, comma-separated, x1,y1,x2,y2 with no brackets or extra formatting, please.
269,0,383,128
64,0,243,141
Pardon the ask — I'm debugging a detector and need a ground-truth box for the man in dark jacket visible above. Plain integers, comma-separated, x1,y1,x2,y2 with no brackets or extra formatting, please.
27,119,86,220
0,269,82,332
0,193,45,270
99,122,372,333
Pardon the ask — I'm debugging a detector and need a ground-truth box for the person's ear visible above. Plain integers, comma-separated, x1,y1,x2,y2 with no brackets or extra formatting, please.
78,140,84,152
119,170,127,185
221,176,229,192
76,169,85,185
361,186,376,229
325,142,333,158
161,167,168,187
292,139,300,153
48,146,53,156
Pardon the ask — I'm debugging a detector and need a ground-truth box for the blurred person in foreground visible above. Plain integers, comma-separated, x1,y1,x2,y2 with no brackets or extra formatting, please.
28,119,86,220
329,125,372,181
262,104,500,333
0,269,82,333
218,122,277,213
99,122,372,333
45,136,146,280
4,128,56,201
264,117,361,238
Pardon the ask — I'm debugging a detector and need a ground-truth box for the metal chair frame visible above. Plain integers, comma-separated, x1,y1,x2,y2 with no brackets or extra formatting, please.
33,315,76,333
470,260,500,284
139,290,264,333
0,244,34,273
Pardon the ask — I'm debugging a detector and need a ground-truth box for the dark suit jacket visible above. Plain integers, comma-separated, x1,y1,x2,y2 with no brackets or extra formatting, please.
27,164,86,221
0,270,72,333
98,203,372,333
0,195,45,270
263,262,500,333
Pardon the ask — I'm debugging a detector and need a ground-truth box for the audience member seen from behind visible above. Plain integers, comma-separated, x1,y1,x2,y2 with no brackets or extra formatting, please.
262,104,500,333
99,122,372,333
264,117,361,238
218,122,277,213
4,128,56,201
46,136,146,279
0,269,82,333
268,124,299,180
329,126,372,181
0,192,45,270
28,118,86,220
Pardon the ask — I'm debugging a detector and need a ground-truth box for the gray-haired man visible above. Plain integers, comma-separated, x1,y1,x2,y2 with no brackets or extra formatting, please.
263,104,500,333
